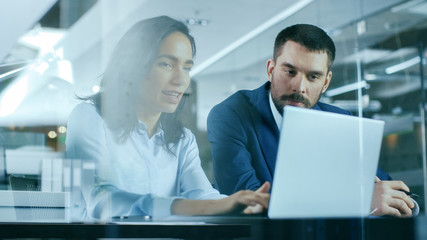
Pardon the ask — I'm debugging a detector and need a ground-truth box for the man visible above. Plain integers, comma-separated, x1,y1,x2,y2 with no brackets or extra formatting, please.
207,24,416,217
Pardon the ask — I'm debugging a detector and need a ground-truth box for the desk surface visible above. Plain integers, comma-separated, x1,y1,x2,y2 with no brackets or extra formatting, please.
0,217,425,239
0,222,251,239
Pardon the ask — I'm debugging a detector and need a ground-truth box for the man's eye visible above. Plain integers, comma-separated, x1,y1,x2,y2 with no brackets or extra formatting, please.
286,70,296,75
309,75,319,80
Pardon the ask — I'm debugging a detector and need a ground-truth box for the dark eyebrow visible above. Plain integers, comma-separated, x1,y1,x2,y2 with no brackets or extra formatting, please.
281,61,325,76
281,62,296,69
157,54,194,65
307,70,325,76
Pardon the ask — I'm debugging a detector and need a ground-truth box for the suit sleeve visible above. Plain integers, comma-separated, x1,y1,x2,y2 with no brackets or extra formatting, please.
207,104,261,195
376,167,392,180
177,129,226,199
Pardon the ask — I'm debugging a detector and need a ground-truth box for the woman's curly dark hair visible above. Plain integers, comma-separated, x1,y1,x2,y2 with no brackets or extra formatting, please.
83,16,196,154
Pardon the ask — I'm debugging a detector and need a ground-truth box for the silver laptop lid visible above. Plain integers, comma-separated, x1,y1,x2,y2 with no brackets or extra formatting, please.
268,106,384,218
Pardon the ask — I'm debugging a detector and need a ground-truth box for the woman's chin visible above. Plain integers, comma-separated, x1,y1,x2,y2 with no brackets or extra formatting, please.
161,105,179,114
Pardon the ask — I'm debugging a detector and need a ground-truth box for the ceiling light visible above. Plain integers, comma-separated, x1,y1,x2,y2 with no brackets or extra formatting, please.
364,74,377,81
48,131,57,139
0,66,28,80
325,81,368,97
58,126,67,134
357,20,366,35
385,56,420,74
92,85,100,93
391,0,425,13
18,25,66,51
191,0,314,77
183,18,209,26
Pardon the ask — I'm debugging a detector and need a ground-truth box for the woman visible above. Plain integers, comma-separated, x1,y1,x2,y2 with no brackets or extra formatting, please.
66,16,269,220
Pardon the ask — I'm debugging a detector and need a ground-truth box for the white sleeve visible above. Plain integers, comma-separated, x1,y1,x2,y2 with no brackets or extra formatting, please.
90,185,179,219
66,103,108,162
66,103,177,220
177,129,227,200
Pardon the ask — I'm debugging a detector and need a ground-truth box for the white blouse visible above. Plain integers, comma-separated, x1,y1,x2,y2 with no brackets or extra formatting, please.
66,102,224,219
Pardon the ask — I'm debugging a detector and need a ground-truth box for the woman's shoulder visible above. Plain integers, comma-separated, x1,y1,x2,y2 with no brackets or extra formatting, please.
69,102,100,119
68,102,104,129
71,101,97,113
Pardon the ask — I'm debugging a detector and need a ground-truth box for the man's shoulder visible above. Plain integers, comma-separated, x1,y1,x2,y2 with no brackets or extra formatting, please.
211,89,254,113
208,88,265,128
315,102,352,115
212,83,267,111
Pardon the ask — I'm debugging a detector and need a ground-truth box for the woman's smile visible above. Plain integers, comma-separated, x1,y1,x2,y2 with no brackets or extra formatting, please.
162,90,182,104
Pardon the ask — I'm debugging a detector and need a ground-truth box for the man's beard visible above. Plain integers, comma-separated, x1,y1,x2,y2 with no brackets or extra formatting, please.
272,93,320,115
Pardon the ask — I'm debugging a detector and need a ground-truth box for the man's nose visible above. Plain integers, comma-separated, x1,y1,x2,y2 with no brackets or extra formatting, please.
292,73,306,94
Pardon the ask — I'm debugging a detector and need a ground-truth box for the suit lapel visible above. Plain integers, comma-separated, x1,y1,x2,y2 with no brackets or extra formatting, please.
249,82,280,177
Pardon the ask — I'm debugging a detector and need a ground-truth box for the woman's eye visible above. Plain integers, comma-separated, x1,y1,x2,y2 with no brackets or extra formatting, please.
158,62,173,70
183,66,192,72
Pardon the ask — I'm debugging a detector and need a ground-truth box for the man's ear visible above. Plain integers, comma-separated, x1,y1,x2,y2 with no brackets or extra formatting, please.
321,71,332,94
266,59,275,82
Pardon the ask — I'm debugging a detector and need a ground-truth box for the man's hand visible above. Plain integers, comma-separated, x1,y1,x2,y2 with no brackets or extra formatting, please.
370,177,414,217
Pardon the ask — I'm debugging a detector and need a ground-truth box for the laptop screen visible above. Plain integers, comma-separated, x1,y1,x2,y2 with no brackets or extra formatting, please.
268,106,384,218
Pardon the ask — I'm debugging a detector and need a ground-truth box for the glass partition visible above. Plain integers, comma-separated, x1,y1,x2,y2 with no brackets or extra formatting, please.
0,0,425,227
195,0,427,216
328,0,427,215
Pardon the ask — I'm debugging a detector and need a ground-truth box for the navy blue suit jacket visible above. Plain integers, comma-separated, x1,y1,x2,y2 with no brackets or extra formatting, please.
207,82,391,195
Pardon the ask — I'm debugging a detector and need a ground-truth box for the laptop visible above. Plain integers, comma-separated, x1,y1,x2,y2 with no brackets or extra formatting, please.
268,106,384,219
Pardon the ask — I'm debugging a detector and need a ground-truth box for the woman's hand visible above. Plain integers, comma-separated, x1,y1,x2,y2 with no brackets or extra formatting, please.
227,181,271,214
171,182,270,216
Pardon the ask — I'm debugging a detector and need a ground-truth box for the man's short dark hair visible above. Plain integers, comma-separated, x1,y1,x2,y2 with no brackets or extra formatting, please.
273,24,335,69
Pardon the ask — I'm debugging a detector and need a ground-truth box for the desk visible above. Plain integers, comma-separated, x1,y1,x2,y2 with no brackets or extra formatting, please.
251,217,426,239
0,217,425,239
0,222,251,239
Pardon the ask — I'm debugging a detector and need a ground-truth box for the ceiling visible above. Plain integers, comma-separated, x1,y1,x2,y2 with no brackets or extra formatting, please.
0,0,426,130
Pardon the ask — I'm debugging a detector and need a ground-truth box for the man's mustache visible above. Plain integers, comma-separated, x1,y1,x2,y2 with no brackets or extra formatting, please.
280,93,310,106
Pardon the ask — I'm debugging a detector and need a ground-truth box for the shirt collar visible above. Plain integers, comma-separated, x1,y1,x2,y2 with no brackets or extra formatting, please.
137,120,164,139
269,90,283,131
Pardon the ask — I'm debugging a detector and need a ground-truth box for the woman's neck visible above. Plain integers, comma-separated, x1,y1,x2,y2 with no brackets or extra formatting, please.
137,111,161,138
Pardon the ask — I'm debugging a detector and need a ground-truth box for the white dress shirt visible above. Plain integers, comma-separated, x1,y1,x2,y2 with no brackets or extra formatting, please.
269,90,283,130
